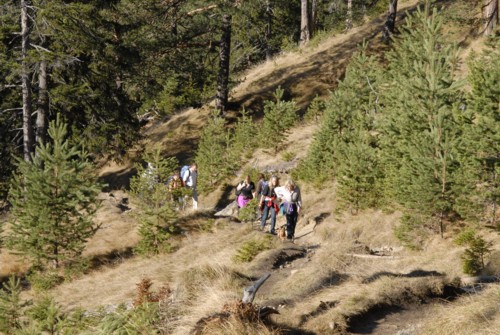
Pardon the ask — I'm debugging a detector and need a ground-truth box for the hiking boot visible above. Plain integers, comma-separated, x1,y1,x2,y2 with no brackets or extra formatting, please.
268,231,277,235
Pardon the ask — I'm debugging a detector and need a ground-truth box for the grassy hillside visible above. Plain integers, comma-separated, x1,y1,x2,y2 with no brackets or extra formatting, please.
0,0,498,334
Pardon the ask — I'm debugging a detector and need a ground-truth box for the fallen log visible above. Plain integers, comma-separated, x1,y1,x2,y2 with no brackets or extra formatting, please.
346,253,400,260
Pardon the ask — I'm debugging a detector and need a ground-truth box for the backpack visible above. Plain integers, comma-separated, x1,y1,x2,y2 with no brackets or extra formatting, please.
259,180,269,195
180,165,190,182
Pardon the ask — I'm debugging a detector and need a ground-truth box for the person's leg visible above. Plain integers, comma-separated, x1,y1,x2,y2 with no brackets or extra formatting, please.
269,207,277,233
192,189,198,210
285,214,293,239
289,212,298,239
260,206,269,230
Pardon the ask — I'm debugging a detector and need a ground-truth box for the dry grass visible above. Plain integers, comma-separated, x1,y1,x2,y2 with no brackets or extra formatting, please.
420,284,500,335
2,2,497,334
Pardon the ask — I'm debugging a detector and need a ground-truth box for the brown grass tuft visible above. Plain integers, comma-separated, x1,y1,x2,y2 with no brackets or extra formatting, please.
192,301,279,335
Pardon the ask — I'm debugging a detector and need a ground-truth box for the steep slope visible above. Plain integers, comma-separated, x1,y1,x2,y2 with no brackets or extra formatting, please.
3,1,498,334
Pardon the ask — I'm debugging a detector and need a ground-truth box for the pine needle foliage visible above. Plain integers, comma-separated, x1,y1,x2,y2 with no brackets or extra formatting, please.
233,235,273,263
7,115,102,269
0,276,23,334
298,44,381,199
227,108,259,165
130,148,179,255
454,228,493,275
379,5,464,239
195,110,231,193
24,295,65,334
454,36,500,224
303,95,326,123
259,87,298,154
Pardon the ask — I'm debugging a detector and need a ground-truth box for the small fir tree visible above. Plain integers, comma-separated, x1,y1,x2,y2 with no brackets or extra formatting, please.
130,148,179,255
0,276,23,333
195,110,230,193
227,108,259,166
299,45,381,189
25,295,65,334
454,229,493,275
259,87,297,154
336,135,382,213
303,95,326,123
7,115,102,269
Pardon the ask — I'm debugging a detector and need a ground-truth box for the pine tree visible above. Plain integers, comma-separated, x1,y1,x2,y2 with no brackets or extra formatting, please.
195,110,230,192
379,5,464,238
259,87,297,154
454,36,500,224
299,45,381,192
7,115,102,269
0,276,23,333
227,108,258,166
336,134,382,213
130,148,179,255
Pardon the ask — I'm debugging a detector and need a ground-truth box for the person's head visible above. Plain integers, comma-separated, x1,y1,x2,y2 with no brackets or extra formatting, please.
285,179,296,191
173,171,180,179
244,175,251,183
190,163,197,172
258,173,265,181
270,175,279,187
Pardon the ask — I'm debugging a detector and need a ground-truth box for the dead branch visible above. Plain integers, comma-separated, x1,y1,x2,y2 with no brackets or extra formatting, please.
242,273,271,304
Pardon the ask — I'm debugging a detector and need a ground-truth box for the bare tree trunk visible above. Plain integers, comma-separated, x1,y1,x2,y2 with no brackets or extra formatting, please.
483,0,498,36
310,0,318,38
345,0,353,31
300,0,310,46
215,14,232,115
21,0,34,162
35,60,48,147
382,0,398,43
265,0,272,61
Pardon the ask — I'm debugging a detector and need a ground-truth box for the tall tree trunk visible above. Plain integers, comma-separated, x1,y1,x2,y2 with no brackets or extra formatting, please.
310,0,318,38
382,0,398,43
300,0,310,46
215,14,232,115
21,0,34,162
483,0,498,35
265,0,272,61
345,0,353,31
35,60,49,147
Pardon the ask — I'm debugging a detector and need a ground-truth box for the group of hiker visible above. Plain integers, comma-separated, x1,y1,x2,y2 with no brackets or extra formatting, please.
236,174,302,241
147,161,302,240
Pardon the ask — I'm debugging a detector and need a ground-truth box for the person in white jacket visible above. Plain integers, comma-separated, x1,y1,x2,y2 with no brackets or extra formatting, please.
182,163,198,210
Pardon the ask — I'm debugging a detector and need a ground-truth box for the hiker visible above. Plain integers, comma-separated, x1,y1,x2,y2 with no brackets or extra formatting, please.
259,175,279,234
254,173,267,219
182,163,198,210
167,171,184,205
236,175,255,208
283,179,302,241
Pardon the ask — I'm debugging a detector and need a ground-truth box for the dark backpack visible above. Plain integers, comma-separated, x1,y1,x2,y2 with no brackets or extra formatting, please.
259,180,269,195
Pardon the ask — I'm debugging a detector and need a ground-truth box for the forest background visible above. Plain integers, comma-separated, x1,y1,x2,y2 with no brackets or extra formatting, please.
0,0,498,334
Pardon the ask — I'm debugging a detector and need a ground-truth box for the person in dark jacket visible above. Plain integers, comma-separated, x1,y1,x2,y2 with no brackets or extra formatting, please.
283,179,302,240
236,175,255,208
